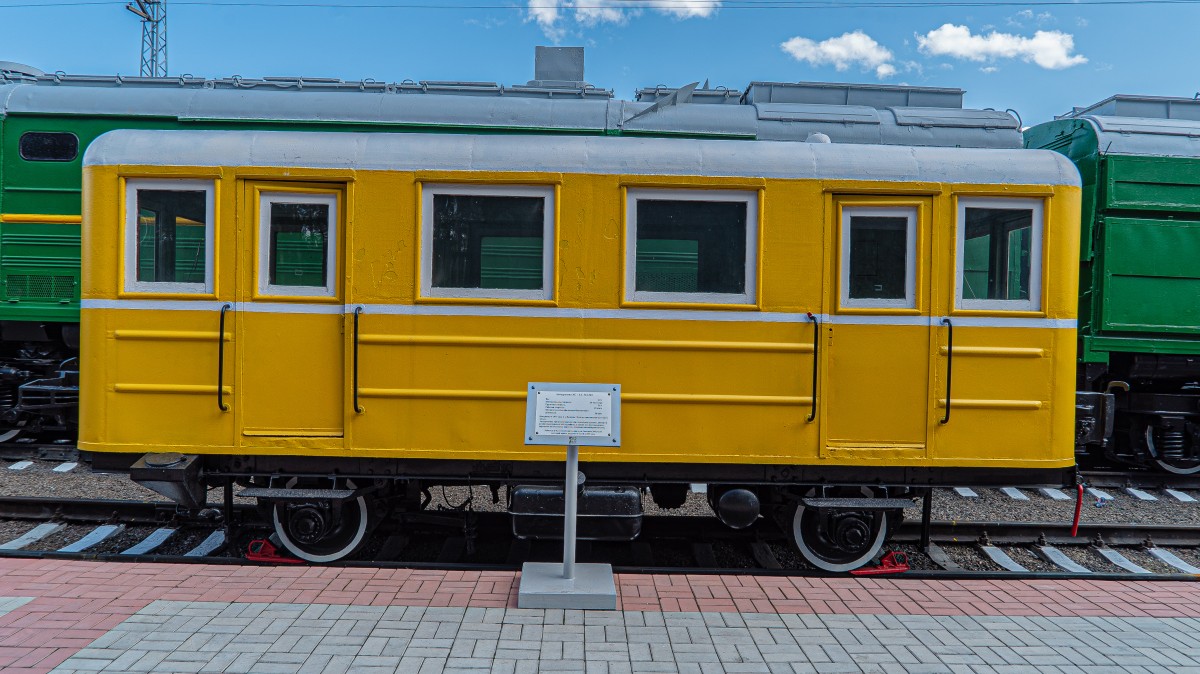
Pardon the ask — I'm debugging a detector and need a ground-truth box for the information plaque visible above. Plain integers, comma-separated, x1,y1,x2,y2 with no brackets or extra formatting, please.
525,383,620,447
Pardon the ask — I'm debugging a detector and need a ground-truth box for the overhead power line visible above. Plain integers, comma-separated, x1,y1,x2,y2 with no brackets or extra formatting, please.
3,0,1200,7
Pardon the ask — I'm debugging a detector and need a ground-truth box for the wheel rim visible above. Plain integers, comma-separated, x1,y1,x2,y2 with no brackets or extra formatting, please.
271,479,370,563
791,496,888,572
1153,457,1200,475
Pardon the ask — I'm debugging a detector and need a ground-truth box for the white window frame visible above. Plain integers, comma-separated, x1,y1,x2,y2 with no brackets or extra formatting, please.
124,179,215,294
420,183,555,301
258,192,339,298
624,189,758,305
840,206,917,310
955,197,1043,312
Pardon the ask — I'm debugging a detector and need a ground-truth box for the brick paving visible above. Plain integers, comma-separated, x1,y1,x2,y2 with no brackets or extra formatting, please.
0,558,1197,673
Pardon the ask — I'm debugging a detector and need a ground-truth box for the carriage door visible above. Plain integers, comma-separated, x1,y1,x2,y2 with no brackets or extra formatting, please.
823,199,932,456
238,184,345,440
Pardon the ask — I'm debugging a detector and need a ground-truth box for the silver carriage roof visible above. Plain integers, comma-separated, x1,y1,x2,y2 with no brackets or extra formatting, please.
1057,94,1200,158
3,49,1020,150
84,129,1080,188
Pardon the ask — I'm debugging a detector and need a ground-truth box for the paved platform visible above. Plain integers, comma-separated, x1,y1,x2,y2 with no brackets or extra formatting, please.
0,558,1198,673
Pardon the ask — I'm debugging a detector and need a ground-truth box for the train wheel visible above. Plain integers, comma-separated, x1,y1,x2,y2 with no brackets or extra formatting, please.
271,479,372,563
790,489,889,572
1145,426,1200,475
1153,457,1200,475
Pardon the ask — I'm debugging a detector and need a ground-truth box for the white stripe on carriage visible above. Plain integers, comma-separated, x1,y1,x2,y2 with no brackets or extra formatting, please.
81,300,1078,329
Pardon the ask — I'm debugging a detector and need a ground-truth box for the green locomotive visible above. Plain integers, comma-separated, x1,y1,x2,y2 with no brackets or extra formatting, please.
1026,96,1200,474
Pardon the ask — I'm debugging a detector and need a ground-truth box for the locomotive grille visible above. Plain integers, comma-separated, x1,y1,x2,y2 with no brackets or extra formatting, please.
5,274,76,300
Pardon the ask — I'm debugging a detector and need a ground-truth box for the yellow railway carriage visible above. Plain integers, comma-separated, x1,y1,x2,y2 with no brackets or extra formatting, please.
81,129,1080,569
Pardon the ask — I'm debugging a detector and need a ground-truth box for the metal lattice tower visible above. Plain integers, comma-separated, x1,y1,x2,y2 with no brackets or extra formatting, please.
126,0,167,77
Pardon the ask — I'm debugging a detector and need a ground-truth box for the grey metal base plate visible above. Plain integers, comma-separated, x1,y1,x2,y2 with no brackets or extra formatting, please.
518,562,617,610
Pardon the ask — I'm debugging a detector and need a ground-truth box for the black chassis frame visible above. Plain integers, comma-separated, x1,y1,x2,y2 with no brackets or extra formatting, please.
93,452,1078,490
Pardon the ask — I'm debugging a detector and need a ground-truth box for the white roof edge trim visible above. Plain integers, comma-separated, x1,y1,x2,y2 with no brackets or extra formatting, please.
84,129,1081,187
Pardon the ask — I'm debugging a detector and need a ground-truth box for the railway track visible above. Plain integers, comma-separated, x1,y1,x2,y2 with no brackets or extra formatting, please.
1080,469,1200,491
0,496,1197,579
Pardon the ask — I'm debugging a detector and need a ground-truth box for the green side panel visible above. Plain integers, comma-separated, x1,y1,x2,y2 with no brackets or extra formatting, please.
136,223,207,284
1100,216,1200,334
2,115,174,216
272,231,326,288
962,233,988,299
1024,119,1100,262
1084,335,1200,357
480,236,542,290
0,222,80,322
1104,156,1200,213
635,239,699,293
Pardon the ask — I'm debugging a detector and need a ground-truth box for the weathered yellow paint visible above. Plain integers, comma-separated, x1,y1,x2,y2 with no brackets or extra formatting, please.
80,160,1080,470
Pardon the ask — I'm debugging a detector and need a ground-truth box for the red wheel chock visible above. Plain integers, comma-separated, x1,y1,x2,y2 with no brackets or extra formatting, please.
246,539,304,564
850,551,910,575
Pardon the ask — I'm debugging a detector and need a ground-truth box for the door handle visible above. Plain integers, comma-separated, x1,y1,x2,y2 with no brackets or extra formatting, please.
941,317,953,425
806,312,818,423
353,306,364,414
218,303,231,412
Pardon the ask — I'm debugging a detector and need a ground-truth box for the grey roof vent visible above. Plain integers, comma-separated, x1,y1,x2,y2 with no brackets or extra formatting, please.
0,61,45,79
528,46,586,88
744,81,964,109
1057,94,1200,121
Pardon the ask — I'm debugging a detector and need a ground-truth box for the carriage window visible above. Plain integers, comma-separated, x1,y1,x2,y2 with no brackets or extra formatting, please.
259,193,338,297
625,189,758,305
421,184,554,301
840,206,916,309
124,180,214,293
19,132,78,162
957,198,1042,311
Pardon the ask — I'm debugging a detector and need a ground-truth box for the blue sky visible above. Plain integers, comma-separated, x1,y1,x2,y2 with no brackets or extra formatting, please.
2,0,1197,125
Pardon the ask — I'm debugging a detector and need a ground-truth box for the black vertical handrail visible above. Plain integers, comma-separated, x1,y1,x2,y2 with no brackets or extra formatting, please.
806,312,819,423
217,303,231,412
941,317,953,424
353,306,364,414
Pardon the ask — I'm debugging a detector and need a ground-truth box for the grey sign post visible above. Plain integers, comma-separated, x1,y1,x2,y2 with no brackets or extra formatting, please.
519,383,620,610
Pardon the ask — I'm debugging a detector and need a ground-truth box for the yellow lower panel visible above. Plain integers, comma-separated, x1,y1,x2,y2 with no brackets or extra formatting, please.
82,309,1075,469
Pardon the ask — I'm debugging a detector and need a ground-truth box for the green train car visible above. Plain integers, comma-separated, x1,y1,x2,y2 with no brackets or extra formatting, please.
1026,95,1200,474
0,52,1022,442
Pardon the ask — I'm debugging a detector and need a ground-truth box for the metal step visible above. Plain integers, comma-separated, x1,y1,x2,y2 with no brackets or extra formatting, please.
800,497,916,510
239,487,356,501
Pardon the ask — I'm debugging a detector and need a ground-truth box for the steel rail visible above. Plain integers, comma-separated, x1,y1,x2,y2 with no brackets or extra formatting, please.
0,497,1197,581
0,496,254,524
1080,469,1200,491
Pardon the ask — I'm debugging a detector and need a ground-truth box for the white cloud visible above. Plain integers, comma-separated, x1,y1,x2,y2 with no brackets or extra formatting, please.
1009,9,1054,26
917,23,1087,70
780,31,897,79
528,0,719,38
650,0,721,18
980,66,999,74
573,0,627,26
527,0,565,40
